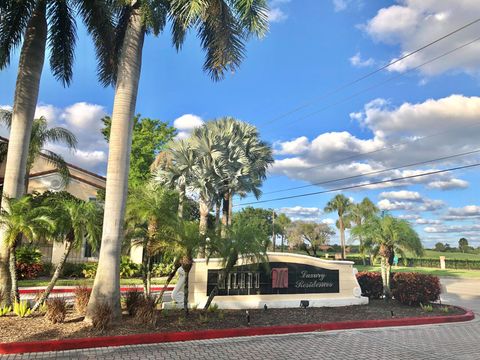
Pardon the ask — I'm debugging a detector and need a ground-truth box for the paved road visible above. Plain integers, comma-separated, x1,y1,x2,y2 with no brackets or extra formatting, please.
2,278,479,360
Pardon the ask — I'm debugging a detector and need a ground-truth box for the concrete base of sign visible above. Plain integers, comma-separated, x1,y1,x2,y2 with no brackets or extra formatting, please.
180,252,368,309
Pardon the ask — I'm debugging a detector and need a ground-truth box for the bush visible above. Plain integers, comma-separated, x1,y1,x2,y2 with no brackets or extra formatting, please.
152,263,175,277
91,302,112,332
13,300,32,317
134,296,157,326
16,262,43,280
120,256,140,278
123,290,143,316
356,271,384,299
45,298,67,324
62,263,85,278
74,286,91,316
16,245,42,264
391,272,441,306
40,262,54,277
82,263,98,279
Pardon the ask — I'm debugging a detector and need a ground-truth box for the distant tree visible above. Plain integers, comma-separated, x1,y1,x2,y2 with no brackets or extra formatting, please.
287,221,335,257
276,213,291,252
102,115,176,188
459,238,469,253
232,207,276,250
324,194,352,259
434,242,447,252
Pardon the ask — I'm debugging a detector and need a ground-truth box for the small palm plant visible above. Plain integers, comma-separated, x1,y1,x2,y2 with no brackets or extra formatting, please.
0,195,53,303
32,192,102,311
203,218,268,310
352,214,423,299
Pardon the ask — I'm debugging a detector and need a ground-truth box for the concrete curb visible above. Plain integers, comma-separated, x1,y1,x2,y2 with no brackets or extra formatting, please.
0,307,474,355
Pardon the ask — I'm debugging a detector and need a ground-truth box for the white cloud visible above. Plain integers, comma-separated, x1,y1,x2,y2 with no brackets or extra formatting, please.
415,218,442,225
173,114,204,140
349,52,375,67
378,197,444,212
380,190,422,202
322,218,335,225
277,206,321,221
424,224,480,234
274,136,309,155
333,0,348,12
362,1,480,76
426,178,469,190
268,0,290,23
442,205,480,221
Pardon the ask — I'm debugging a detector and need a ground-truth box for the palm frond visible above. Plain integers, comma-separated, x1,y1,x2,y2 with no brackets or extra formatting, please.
41,126,78,150
41,149,71,186
47,0,77,86
230,0,269,37
0,0,36,69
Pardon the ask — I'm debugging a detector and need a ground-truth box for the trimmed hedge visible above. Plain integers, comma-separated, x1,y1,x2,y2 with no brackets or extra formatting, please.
356,271,441,305
391,272,441,306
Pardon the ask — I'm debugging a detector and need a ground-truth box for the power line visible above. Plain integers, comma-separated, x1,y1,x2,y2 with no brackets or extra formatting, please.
256,148,480,197
236,162,480,207
261,17,480,126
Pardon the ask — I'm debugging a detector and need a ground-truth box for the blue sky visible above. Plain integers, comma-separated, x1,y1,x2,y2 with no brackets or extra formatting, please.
2,0,480,248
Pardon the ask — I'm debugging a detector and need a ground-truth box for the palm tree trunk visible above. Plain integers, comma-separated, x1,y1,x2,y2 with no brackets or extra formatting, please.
228,191,233,226
221,192,229,226
32,240,72,312
198,197,209,258
177,184,185,219
0,1,47,306
215,199,221,228
183,267,190,315
9,245,19,304
156,261,180,304
339,218,346,259
380,257,391,300
85,8,145,322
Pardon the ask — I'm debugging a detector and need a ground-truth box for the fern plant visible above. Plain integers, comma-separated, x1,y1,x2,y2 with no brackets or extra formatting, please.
13,301,32,317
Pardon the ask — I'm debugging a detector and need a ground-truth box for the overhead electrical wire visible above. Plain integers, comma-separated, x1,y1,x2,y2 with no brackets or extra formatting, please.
260,17,480,126
236,162,480,207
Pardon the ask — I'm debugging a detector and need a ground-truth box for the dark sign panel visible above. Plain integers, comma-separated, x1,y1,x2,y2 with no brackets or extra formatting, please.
207,262,339,296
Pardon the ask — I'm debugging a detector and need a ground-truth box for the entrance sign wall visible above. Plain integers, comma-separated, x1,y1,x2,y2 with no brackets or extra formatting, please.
178,252,367,309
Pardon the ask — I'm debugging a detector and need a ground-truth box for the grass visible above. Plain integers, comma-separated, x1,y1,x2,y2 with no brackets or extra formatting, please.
355,265,480,279
19,277,175,287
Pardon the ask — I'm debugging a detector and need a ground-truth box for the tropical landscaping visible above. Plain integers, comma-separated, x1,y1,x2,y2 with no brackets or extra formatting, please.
0,0,478,351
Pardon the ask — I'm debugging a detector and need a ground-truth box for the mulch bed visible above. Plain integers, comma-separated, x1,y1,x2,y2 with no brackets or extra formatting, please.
0,300,464,344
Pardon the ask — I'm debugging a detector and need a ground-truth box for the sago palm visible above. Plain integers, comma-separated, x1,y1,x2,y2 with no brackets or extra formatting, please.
87,0,268,320
0,195,53,303
352,215,423,299
32,192,102,311
324,194,352,259
0,116,77,191
0,0,113,305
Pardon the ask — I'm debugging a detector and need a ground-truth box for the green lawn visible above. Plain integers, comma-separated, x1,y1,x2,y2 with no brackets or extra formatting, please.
19,277,175,287
355,265,480,279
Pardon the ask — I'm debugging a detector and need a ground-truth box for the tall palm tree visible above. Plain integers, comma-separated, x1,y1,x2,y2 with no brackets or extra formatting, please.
32,192,102,311
0,0,113,305
352,215,423,299
124,184,178,296
204,217,268,310
87,0,268,320
324,194,352,260
0,195,53,303
0,116,77,191
348,197,378,265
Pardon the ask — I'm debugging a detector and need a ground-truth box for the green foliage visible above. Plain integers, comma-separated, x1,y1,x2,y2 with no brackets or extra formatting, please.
120,256,140,278
420,303,433,312
152,262,175,277
207,303,219,313
82,263,98,279
15,245,42,264
232,207,276,248
459,238,469,253
440,306,450,313
0,305,11,316
286,221,335,256
62,263,85,278
13,300,32,317
434,242,447,252
102,115,176,187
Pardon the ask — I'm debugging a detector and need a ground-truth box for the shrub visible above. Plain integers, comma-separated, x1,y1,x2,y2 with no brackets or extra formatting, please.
16,245,42,264
62,263,85,278
134,296,157,326
82,263,98,279
16,262,43,280
45,298,67,324
391,272,441,306
74,286,91,316
152,263,174,277
123,290,143,316
13,301,32,317
91,302,112,332
356,271,384,299
120,256,140,278
420,303,433,312
40,262,54,277
207,303,219,313
0,305,11,316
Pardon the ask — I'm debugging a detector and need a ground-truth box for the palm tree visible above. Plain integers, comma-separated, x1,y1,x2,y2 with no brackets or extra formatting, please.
352,215,423,299
87,0,268,320
0,116,77,191
348,197,378,265
32,192,102,311
203,218,268,310
324,194,352,259
0,0,113,305
124,184,178,296
0,195,53,303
